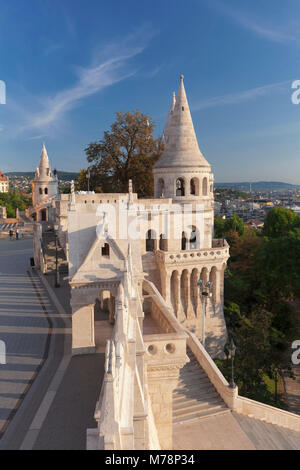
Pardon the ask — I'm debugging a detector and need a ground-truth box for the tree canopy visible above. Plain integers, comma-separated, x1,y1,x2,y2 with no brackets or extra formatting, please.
217,207,300,406
263,207,300,238
214,214,245,240
80,111,163,197
0,190,32,218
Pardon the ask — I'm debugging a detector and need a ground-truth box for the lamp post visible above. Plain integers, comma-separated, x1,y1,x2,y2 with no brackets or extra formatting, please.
228,338,236,388
197,279,213,349
54,223,60,288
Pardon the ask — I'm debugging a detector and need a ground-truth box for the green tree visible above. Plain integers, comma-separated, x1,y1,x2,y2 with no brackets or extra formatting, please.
255,229,300,305
0,190,31,218
85,111,163,197
214,216,226,238
263,207,300,238
224,213,245,237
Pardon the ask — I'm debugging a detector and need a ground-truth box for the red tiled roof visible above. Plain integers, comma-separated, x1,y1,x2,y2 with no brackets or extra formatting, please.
0,172,8,181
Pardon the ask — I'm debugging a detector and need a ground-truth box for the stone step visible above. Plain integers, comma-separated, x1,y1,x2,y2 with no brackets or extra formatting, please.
179,368,207,378
174,397,223,412
173,390,220,403
176,378,212,389
173,406,230,425
232,412,300,450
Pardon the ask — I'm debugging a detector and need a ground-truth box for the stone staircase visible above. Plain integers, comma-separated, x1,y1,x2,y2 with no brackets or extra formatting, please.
173,349,229,424
233,412,300,450
42,232,68,275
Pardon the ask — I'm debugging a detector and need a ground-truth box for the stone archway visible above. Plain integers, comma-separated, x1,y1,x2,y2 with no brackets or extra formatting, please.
71,282,119,356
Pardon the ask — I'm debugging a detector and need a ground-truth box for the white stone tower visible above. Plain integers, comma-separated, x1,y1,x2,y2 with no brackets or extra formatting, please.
32,143,58,206
153,76,229,356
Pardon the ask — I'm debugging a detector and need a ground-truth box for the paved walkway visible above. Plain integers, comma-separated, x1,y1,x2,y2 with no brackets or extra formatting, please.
0,238,108,450
0,238,63,440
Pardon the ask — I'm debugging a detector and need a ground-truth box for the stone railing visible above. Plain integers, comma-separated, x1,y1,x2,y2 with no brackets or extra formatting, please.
87,280,137,449
144,281,300,433
187,331,300,431
234,396,300,431
186,331,237,409
143,279,185,335
155,242,229,265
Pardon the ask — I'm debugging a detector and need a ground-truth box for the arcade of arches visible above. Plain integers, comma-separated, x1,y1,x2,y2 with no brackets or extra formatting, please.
166,266,221,323
157,176,212,198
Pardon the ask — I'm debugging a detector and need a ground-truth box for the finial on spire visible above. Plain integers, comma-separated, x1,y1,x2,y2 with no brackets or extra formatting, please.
180,75,184,81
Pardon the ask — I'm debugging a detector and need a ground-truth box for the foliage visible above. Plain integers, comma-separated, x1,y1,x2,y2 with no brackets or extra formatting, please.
82,111,163,197
0,190,32,218
214,214,245,243
220,209,300,405
263,207,300,238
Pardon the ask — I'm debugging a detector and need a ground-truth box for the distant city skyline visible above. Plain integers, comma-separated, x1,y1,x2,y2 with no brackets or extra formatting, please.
1,0,300,183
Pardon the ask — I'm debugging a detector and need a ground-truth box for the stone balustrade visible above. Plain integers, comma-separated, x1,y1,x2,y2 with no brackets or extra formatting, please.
144,280,300,434
155,240,229,265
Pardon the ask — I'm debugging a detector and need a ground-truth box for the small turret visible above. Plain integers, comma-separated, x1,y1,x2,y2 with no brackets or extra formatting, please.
32,143,58,206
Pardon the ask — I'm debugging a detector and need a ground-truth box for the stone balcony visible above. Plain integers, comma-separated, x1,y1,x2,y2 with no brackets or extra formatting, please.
155,239,230,266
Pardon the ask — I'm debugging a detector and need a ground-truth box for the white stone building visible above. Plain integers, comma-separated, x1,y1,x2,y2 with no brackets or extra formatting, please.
31,77,300,451
30,144,58,223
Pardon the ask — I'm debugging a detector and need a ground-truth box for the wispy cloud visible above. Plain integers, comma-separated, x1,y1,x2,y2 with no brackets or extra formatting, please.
21,46,143,132
207,0,300,44
25,134,48,141
192,80,290,111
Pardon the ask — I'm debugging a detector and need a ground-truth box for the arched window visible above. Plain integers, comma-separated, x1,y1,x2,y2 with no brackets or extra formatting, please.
158,178,165,198
203,177,208,196
190,178,199,196
45,188,48,195
189,226,198,250
146,230,156,252
41,209,47,222
159,234,168,251
39,188,42,195
181,232,187,251
176,178,185,197
102,243,110,257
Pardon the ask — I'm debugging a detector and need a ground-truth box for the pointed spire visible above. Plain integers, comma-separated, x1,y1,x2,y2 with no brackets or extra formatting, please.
155,75,210,169
35,143,53,180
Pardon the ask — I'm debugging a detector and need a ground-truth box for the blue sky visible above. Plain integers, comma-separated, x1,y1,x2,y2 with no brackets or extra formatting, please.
1,0,300,183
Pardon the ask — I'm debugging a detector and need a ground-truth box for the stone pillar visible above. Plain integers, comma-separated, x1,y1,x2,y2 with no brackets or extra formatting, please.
173,271,180,318
108,295,115,325
147,365,180,450
183,270,193,320
176,271,185,322
160,269,171,306
71,292,96,355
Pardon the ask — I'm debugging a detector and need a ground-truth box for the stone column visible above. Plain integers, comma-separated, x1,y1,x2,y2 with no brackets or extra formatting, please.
108,295,115,324
71,290,96,355
183,270,192,319
147,365,181,450
160,269,171,307
173,271,180,318
176,271,185,322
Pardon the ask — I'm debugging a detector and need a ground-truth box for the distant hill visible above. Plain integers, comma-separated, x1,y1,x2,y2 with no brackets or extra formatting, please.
6,171,78,181
215,181,300,192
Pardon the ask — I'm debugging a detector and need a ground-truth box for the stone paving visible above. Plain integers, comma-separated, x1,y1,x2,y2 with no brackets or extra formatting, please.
0,238,64,438
0,237,109,449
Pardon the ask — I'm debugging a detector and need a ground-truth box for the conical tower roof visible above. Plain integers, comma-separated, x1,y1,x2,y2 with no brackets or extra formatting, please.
35,143,52,180
155,76,210,169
